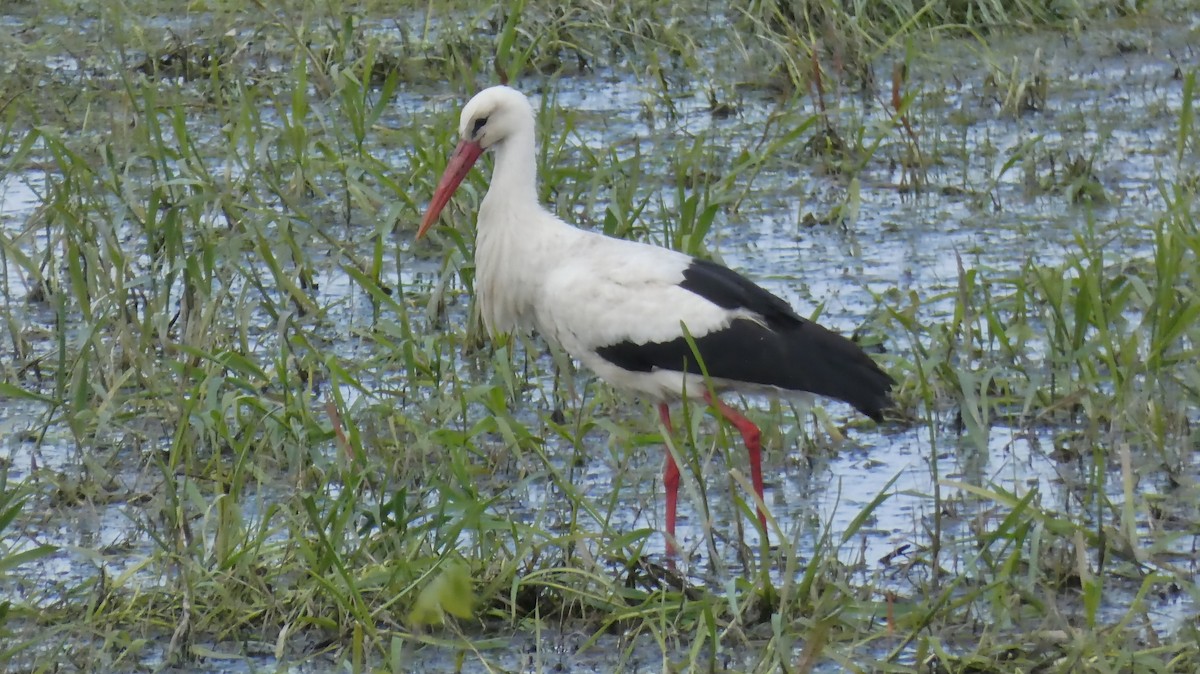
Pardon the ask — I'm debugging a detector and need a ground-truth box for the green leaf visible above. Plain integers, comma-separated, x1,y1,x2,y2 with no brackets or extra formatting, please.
0,545,56,575
0,383,56,404
407,560,476,626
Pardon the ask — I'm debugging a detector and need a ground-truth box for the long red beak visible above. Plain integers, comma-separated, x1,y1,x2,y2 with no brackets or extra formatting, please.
417,139,485,239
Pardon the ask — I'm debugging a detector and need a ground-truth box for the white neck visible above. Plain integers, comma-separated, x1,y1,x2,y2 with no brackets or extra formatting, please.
473,122,567,337
481,126,539,216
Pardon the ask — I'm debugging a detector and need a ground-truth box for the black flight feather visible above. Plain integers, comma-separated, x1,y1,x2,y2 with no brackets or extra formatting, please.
595,259,894,421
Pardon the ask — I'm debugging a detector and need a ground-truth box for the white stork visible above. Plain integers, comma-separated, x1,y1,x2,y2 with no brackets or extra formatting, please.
417,85,894,552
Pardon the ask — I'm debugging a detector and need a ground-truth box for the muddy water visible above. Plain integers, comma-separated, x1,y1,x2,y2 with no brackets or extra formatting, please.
2,13,1198,673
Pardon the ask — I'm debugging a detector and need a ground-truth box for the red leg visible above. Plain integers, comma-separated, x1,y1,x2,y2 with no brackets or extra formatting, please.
658,402,679,555
703,392,767,532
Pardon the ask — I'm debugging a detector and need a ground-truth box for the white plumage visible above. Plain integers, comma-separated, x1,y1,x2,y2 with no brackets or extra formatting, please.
418,86,894,552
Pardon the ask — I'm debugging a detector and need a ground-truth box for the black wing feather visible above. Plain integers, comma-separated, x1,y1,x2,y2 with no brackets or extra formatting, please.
596,259,894,421
679,259,799,321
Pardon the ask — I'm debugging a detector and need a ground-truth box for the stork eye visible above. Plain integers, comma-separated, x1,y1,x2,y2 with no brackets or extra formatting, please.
472,117,488,136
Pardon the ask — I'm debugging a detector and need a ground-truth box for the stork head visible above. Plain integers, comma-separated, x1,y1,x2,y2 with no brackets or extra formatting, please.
457,85,534,151
418,86,535,239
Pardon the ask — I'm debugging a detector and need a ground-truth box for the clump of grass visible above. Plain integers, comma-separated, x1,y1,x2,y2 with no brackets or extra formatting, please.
983,48,1049,116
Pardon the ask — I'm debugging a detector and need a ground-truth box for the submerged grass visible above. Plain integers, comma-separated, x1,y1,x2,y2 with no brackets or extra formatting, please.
1,0,1199,672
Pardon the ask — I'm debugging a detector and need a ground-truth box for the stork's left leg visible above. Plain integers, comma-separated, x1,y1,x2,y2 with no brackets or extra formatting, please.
703,392,767,531
658,402,680,555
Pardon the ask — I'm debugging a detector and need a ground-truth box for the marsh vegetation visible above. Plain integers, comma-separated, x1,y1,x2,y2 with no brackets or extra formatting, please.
1,0,1199,671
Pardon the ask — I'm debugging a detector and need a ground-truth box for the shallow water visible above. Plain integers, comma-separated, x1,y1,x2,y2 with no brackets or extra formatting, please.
2,9,1199,672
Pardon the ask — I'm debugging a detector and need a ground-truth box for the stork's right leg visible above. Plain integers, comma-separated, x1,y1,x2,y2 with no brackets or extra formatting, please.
704,392,767,532
658,402,679,555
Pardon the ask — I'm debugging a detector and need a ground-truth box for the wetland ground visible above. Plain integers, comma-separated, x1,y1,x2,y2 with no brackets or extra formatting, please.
1,0,1200,672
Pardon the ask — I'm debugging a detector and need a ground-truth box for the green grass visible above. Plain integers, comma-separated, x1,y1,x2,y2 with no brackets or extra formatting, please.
1,0,1199,671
